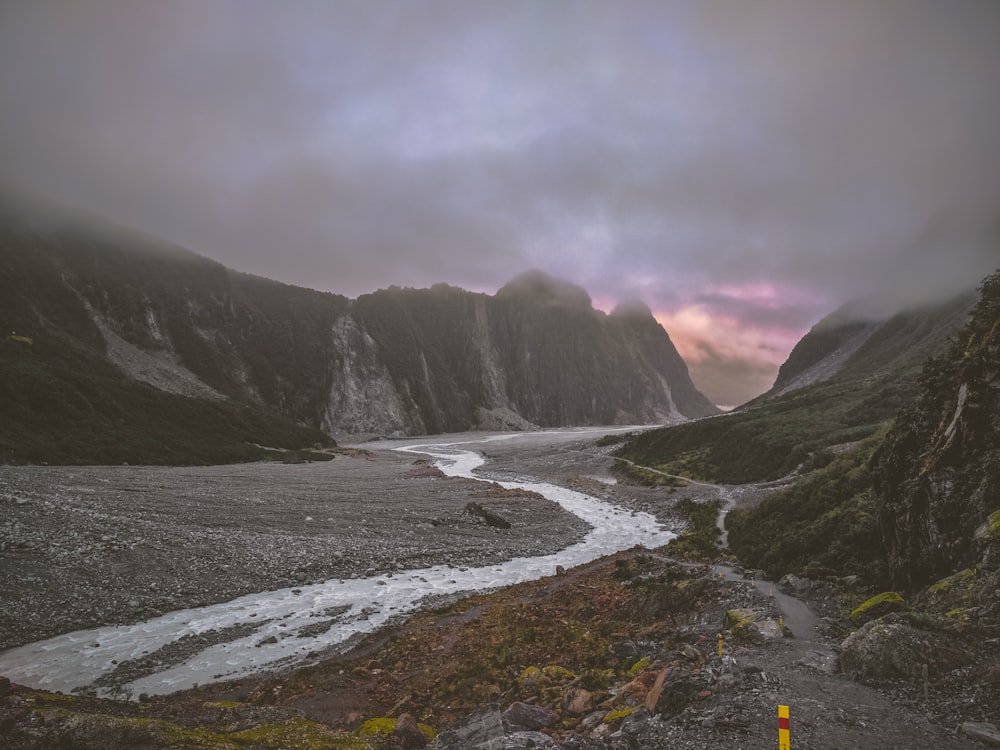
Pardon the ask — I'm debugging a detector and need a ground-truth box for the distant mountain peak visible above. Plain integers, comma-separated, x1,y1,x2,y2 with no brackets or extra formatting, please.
611,298,653,319
496,270,593,309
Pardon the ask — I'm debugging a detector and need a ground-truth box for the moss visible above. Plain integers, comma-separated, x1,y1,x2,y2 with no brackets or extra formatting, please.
603,707,634,723
202,701,244,709
987,509,1000,539
850,591,905,623
518,665,544,687
628,656,652,676
356,717,435,741
928,568,977,594
34,708,236,748
357,718,396,736
541,665,576,683
724,608,756,631
230,715,352,748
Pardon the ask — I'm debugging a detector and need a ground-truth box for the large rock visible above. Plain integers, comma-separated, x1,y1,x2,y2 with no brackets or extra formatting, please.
839,617,972,679
501,702,559,732
391,713,427,750
849,591,906,625
962,721,1000,747
437,706,505,750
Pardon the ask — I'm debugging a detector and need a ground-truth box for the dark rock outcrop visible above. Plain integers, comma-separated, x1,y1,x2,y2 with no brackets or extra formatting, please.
872,270,1000,590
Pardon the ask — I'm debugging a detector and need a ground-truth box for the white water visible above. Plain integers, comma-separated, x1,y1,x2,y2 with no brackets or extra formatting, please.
0,432,674,698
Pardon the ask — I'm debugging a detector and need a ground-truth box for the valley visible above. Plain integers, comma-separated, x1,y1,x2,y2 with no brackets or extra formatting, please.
0,428,712,699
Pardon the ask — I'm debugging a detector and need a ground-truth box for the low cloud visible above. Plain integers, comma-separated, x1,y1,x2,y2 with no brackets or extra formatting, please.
2,1,998,404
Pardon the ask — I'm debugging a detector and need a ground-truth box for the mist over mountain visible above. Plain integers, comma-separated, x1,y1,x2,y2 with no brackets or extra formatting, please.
0,193,716,464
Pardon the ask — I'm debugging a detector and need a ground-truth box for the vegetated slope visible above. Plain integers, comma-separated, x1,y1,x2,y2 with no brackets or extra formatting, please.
0,190,716,463
0,201,338,465
727,269,1000,597
872,269,1000,590
613,291,976,484
725,431,888,584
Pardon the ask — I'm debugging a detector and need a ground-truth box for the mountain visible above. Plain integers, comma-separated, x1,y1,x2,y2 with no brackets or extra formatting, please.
613,288,977,484
0,191,716,464
750,295,976,405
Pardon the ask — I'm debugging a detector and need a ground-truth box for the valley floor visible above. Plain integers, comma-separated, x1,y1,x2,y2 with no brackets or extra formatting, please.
2,429,996,748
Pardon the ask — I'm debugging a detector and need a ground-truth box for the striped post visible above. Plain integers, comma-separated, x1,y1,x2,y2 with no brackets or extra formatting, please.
778,704,790,749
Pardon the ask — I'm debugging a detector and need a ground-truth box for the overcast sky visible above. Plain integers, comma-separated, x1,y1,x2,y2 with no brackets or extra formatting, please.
2,1,999,406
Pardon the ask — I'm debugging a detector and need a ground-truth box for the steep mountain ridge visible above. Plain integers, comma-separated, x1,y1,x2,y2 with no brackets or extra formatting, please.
614,287,978,484
752,294,976,404
0,194,716,463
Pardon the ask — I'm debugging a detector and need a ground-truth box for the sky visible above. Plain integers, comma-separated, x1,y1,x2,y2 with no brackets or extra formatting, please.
2,1,999,407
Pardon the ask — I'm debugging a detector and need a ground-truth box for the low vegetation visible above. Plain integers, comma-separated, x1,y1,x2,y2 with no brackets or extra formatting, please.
725,431,889,584
0,335,332,465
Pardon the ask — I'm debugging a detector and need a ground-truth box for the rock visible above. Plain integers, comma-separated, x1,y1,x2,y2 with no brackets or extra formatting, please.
621,670,657,705
578,710,607,731
962,721,1000,747
502,702,559,732
0,675,10,697
502,731,557,748
839,619,971,679
645,668,701,717
778,574,813,594
391,712,427,749
849,591,907,625
436,706,505,750
678,644,702,662
644,668,669,712
562,687,596,715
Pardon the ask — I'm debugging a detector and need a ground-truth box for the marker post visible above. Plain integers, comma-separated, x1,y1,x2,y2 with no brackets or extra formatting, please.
778,704,790,749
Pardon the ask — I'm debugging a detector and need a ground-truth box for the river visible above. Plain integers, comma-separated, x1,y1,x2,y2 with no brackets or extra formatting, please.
0,431,675,698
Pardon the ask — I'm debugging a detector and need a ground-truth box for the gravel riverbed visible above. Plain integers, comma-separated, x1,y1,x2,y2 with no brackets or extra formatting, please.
0,429,703,654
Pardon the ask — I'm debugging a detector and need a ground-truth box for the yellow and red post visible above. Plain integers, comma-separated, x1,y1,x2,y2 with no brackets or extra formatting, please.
778,704,790,749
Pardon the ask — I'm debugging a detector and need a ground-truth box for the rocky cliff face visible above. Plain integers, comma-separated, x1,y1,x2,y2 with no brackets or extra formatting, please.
872,270,1000,590
0,195,716,461
754,295,976,404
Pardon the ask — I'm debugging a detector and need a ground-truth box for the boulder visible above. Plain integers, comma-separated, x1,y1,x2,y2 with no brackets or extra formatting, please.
961,721,1000,747
839,618,972,679
778,574,813,594
436,706,505,750
391,713,427,750
501,702,559,732
562,687,596,715
645,668,702,717
849,591,906,625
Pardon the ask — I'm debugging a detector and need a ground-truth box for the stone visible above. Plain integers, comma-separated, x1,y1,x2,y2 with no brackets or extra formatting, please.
778,574,813,594
391,713,427,750
621,670,657,705
961,721,1000,747
849,591,906,625
562,687,596,715
644,668,669,712
436,706,505,750
839,619,971,679
651,671,702,717
678,643,703,662
502,701,559,732
578,710,607,731
0,675,11,697
502,731,557,748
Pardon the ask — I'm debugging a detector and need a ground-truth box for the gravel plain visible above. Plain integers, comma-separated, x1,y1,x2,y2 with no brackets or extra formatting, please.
0,430,700,653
